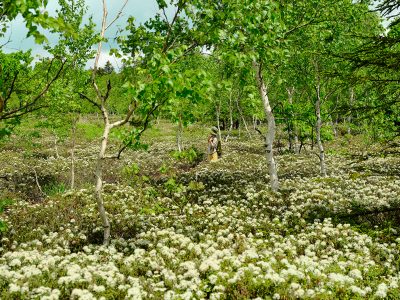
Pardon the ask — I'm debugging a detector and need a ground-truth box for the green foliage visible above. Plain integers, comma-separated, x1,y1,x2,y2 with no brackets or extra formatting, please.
0,118,20,140
113,126,150,152
140,202,168,215
121,163,151,187
0,0,400,297
158,163,170,174
349,171,372,180
0,50,32,123
144,186,159,200
0,49,68,140
43,183,66,196
0,0,72,43
114,2,215,154
33,0,99,146
188,180,205,191
163,177,184,195
171,146,203,164
122,163,140,178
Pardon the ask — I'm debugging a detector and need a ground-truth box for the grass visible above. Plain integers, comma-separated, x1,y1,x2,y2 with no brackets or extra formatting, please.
76,122,103,141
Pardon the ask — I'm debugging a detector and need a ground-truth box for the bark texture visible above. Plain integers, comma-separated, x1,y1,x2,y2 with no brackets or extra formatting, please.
347,87,354,135
224,89,234,142
95,122,111,245
254,62,279,192
315,83,327,177
70,116,77,190
286,87,299,154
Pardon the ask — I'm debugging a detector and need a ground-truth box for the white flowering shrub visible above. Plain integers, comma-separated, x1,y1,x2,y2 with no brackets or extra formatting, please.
0,124,400,299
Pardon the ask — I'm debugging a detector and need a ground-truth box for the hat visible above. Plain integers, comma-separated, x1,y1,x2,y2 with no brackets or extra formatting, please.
211,126,218,134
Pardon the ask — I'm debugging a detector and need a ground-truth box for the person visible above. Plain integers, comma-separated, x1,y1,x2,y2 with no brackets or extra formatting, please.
208,126,219,162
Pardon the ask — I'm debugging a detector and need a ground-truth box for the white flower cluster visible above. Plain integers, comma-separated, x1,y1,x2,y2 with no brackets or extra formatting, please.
1,130,399,299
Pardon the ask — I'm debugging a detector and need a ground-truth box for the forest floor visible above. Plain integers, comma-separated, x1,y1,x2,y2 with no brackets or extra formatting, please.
0,117,400,299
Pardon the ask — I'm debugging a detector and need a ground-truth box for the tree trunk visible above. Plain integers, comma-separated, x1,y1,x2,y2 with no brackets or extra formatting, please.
53,130,60,159
95,122,111,245
254,62,279,192
93,0,111,246
311,126,314,150
299,139,304,153
315,83,327,177
347,87,354,135
225,89,234,142
235,93,252,139
87,0,130,246
287,87,298,153
331,117,338,137
216,101,222,141
176,114,183,152
70,115,78,190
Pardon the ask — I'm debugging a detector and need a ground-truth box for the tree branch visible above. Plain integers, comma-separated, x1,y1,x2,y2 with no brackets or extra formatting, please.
0,105,49,120
78,92,101,110
162,1,185,52
113,98,165,159
0,59,66,121
104,79,112,101
105,0,128,31
3,71,19,111
110,100,138,128
92,0,108,81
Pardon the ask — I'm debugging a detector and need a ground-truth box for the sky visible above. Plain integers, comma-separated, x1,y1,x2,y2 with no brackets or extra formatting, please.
0,0,171,69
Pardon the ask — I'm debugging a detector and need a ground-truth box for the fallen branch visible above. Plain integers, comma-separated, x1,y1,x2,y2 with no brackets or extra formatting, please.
33,169,44,197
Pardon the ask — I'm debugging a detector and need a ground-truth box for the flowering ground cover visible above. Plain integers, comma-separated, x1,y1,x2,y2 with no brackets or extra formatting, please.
0,120,400,299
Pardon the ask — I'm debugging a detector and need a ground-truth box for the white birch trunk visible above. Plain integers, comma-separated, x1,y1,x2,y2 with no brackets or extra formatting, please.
331,118,338,137
315,83,327,177
95,121,111,245
294,135,299,154
224,89,234,142
216,101,222,141
85,0,128,246
70,116,78,190
254,62,279,192
286,87,298,153
91,0,112,246
347,87,354,135
53,130,59,159
335,118,338,136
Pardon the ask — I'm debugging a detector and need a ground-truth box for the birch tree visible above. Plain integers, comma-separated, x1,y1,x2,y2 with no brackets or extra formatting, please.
74,0,132,246
187,0,292,191
79,0,208,245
